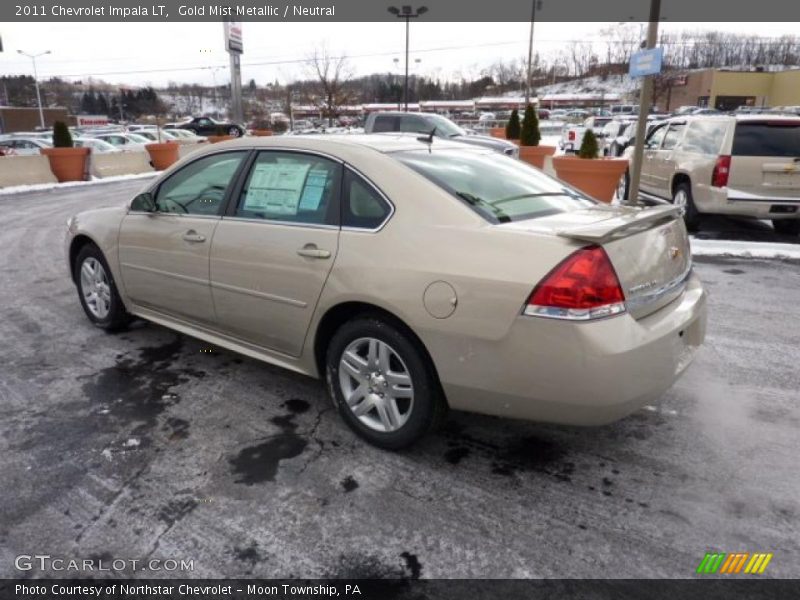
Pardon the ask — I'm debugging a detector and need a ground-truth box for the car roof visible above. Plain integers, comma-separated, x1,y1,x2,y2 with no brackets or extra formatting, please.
184,133,486,158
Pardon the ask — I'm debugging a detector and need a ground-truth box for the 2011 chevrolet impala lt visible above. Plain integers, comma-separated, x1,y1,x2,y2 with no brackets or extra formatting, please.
65,135,707,448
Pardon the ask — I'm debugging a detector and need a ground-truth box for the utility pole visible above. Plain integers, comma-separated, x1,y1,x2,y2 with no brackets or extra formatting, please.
17,49,51,129
626,0,661,206
388,5,428,112
525,0,542,105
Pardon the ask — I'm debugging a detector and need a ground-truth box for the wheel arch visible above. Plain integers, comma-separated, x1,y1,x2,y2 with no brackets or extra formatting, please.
312,301,448,406
69,234,101,283
671,172,692,196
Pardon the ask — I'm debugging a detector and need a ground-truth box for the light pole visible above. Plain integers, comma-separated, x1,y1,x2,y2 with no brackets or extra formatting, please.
525,0,543,105
388,5,428,112
17,49,51,129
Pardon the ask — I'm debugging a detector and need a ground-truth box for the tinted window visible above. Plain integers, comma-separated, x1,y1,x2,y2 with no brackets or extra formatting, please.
371,115,398,133
155,151,247,215
399,116,431,133
732,121,800,157
396,150,593,224
681,120,728,154
662,123,686,150
236,151,340,225
342,170,391,229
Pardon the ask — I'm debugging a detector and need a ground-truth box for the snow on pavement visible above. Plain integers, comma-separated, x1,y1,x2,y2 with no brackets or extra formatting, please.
690,238,800,260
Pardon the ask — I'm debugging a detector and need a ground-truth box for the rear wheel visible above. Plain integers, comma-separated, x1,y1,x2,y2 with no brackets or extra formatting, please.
672,182,700,231
228,126,241,137
773,219,800,236
74,244,131,331
325,316,446,450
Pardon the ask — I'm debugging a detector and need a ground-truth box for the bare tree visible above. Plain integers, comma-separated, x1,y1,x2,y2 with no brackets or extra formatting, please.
307,47,353,126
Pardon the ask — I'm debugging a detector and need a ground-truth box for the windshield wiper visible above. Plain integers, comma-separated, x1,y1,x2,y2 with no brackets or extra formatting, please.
455,191,511,223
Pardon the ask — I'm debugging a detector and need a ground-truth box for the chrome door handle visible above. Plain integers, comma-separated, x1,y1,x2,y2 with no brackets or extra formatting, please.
182,230,206,243
297,244,331,259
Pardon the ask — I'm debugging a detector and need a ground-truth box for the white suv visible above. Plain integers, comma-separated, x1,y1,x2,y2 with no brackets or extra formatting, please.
621,115,800,234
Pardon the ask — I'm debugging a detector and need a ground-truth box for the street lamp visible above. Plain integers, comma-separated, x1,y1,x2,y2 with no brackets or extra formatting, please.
525,0,543,106
388,5,428,112
17,49,51,129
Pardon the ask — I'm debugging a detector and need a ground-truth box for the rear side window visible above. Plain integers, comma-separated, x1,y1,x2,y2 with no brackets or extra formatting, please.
399,116,430,133
396,149,593,224
342,170,391,229
662,123,686,150
732,121,800,157
371,116,398,133
681,120,728,155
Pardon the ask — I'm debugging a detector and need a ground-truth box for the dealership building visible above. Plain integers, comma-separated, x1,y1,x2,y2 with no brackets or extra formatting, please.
665,68,800,111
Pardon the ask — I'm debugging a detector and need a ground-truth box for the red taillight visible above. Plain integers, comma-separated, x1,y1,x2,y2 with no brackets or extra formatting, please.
568,131,576,141
711,155,731,188
524,245,626,321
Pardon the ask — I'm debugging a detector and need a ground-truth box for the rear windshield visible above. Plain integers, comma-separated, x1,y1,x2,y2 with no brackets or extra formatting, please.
732,121,800,157
394,149,594,223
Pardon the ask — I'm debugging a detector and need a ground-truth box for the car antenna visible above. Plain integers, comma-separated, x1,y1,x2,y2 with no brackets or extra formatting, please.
417,127,436,150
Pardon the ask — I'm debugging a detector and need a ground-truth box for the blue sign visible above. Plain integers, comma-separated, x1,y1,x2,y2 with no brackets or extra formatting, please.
629,47,664,78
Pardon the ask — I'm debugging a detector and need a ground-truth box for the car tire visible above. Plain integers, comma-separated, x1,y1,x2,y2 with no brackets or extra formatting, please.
228,126,241,137
772,219,800,236
74,243,131,332
325,315,446,450
672,182,700,231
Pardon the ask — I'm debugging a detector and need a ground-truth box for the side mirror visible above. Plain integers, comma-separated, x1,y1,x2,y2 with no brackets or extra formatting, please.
131,192,156,213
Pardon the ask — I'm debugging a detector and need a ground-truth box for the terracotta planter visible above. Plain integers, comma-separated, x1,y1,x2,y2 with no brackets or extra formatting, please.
40,147,90,183
207,135,235,144
252,129,273,137
145,142,179,171
518,144,556,169
552,156,629,203
489,127,507,139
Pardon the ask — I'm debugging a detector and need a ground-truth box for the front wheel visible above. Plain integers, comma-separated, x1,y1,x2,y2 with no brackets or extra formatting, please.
325,316,446,450
672,182,701,232
74,244,131,331
773,219,800,236
228,126,241,137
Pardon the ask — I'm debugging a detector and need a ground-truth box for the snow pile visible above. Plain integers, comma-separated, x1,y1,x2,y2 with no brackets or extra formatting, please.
0,172,156,196
536,75,638,99
691,239,800,260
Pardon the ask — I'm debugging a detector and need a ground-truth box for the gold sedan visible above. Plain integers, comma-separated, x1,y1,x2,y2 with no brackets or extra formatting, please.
65,135,706,449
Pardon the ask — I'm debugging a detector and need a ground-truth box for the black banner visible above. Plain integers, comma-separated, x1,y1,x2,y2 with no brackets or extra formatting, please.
1,579,800,600
3,0,800,22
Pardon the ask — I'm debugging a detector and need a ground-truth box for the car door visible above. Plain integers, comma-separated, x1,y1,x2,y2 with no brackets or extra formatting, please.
209,150,342,356
640,123,669,193
195,118,215,135
117,150,249,326
651,122,687,197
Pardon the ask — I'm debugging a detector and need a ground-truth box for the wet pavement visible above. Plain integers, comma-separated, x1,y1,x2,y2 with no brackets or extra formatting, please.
0,179,798,579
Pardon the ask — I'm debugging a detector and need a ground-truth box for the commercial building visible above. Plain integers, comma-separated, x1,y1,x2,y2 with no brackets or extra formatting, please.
0,107,69,133
664,68,800,111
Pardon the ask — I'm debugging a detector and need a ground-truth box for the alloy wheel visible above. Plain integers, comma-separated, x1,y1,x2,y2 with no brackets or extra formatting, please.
80,257,111,319
338,337,415,433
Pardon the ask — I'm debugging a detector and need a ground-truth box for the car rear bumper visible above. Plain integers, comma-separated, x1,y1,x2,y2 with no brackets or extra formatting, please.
439,273,707,425
697,186,800,218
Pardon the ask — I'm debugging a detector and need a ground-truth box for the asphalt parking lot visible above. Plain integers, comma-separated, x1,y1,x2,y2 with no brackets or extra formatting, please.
1,178,799,579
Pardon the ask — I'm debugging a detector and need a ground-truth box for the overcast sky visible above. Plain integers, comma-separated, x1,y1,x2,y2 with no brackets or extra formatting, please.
1,22,798,87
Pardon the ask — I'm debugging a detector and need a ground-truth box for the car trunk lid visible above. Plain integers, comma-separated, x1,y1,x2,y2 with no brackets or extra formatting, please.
504,204,691,319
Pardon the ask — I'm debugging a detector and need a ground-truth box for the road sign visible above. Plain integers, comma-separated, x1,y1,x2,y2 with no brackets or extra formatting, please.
224,21,243,54
629,47,664,78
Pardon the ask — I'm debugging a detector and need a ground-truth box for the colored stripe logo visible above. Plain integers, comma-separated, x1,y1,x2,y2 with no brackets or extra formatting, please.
696,552,773,574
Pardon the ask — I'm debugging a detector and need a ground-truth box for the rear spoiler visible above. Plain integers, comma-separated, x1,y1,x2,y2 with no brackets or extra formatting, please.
556,205,682,242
